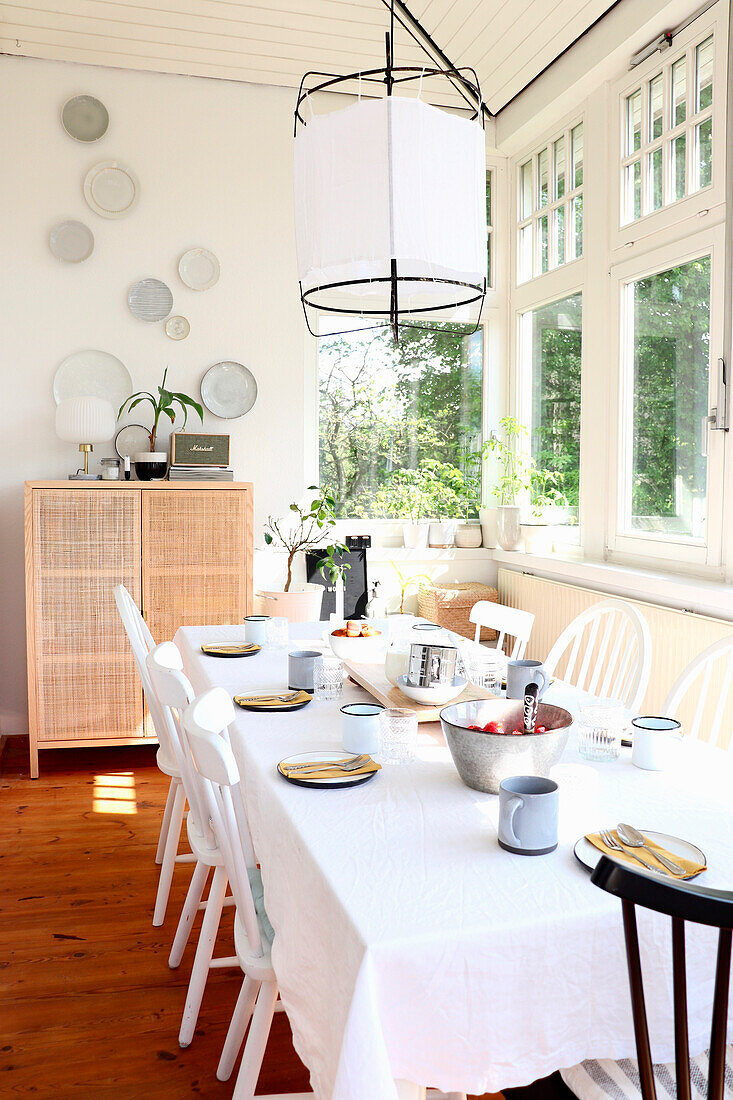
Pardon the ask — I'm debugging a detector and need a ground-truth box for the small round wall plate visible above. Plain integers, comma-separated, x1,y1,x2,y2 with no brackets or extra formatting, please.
53,349,132,409
201,361,257,419
49,220,94,263
83,160,139,219
62,95,109,142
165,315,190,340
179,248,220,291
128,278,173,322
114,423,151,459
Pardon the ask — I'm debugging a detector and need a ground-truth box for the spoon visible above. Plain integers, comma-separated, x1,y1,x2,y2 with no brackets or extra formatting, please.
285,754,371,774
616,823,686,875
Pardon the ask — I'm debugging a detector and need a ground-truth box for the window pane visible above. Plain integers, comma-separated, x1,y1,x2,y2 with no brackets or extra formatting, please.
518,225,533,283
649,147,663,211
672,133,686,200
554,205,566,267
318,325,483,518
627,256,710,538
648,73,663,140
520,159,532,219
553,136,565,200
570,196,583,259
571,123,583,187
538,148,549,207
526,294,582,524
538,214,548,274
696,117,712,189
671,57,686,126
625,159,642,221
695,36,713,112
626,91,641,154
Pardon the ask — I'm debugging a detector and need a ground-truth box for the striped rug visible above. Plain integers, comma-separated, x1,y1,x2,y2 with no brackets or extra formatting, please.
561,1048,733,1099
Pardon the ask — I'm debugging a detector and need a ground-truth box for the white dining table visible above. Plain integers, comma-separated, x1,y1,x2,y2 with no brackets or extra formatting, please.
176,622,733,1100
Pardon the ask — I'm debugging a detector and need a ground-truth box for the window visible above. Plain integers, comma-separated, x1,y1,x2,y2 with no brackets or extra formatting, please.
318,325,483,517
621,32,714,225
520,294,582,523
517,122,583,284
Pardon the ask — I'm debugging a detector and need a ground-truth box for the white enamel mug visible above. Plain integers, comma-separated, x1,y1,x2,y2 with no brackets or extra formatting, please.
244,615,270,646
631,716,683,771
341,702,384,755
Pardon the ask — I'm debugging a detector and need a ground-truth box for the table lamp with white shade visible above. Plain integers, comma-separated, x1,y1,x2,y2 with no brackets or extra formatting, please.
55,396,116,480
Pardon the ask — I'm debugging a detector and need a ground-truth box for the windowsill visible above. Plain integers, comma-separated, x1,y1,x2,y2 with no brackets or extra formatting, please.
367,546,493,563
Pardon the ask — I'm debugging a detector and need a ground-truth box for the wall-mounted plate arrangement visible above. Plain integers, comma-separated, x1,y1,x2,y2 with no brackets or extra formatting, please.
201,361,257,419
49,220,94,263
128,278,173,322
114,423,151,459
53,349,132,411
179,248,220,291
165,315,190,340
83,160,139,219
61,95,109,143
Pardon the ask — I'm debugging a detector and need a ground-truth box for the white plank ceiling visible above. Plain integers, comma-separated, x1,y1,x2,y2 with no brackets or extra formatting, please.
0,0,619,114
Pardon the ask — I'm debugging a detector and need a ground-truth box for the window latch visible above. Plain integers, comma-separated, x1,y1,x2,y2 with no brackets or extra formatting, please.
702,359,728,456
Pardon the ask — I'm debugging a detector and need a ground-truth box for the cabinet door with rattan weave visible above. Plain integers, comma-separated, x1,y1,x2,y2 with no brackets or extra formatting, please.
29,488,144,744
141,489,249,645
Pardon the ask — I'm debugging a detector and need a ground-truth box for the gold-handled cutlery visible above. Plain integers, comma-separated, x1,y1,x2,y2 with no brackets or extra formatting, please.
284,754,372,775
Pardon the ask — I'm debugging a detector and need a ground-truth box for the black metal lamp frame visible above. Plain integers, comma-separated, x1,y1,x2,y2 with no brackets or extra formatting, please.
294,1,487,342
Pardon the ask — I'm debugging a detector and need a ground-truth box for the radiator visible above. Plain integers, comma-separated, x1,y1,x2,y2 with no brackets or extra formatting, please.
498,568,733,748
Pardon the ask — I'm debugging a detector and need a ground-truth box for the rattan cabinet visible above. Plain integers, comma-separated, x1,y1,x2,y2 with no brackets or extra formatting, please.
24,481,253,777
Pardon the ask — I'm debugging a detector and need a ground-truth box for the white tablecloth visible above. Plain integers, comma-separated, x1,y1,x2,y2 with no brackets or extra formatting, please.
176,623,733,1100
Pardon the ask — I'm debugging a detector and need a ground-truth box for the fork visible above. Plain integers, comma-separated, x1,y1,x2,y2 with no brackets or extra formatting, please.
285,754,371,774
239,691,301,704
600,829,664,873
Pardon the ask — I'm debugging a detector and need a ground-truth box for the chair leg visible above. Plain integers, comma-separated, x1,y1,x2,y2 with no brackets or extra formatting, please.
153,780,186,928
232,979,278,1100
169,861,210,969
217,976,260,1082
178,864,228,1048
155,778,177,865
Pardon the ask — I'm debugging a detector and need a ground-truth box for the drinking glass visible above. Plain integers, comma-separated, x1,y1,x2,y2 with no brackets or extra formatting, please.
578,702,630,762
313,655,344,701
379,707,418,764
264,616,289,649
463,650,504,693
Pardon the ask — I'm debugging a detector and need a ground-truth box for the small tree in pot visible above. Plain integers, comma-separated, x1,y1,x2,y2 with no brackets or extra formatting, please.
118,367,203,480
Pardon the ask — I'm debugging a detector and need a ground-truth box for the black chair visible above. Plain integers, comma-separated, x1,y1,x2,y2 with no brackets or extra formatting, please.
561,856,732,1100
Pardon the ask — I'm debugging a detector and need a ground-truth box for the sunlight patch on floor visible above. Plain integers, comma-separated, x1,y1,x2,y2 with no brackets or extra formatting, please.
92,771,137,814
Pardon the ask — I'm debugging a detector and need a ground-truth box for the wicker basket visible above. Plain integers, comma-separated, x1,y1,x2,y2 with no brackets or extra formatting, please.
417,582,499,641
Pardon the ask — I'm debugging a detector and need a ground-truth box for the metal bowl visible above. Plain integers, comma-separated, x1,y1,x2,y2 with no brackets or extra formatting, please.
439,699,573,794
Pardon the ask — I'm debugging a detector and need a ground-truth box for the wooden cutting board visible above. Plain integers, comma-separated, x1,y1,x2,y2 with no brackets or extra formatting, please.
344,659,498,723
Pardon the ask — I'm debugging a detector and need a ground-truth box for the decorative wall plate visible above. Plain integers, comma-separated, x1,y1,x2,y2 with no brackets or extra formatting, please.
62,95,109,142
114,423,151,459
165,315,190,340
49,220,94,263
53,349,132,411
83,160,139,219
128,278,173,322
201,362,257,419
178,248,220,291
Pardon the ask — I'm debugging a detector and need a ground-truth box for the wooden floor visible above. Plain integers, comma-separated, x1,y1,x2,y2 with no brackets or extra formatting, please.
1,738,569,1100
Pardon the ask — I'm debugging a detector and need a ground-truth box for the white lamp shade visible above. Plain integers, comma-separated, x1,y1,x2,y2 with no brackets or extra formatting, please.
294,96,487,317
56,396,116,443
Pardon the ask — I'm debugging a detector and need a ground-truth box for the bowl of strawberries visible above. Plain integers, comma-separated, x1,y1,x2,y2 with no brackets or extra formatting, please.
439,699,573,794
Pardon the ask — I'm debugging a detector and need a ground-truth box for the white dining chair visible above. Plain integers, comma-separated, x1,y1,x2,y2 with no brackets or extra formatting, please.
662,635,733,748
184,687,312,1100
113,584,192,926
146,642,237,1049
544,599,652,711
469,600,535,659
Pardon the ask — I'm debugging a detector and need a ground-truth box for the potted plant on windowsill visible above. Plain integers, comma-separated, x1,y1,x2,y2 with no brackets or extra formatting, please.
483,417,527,551
372,470,432,548
117,367,203,480
520,468,568,556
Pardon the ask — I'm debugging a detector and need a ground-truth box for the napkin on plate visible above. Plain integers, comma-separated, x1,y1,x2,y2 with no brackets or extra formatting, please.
586,829,706,879
278,758,381,780
201,643,261,656
234,690,311,709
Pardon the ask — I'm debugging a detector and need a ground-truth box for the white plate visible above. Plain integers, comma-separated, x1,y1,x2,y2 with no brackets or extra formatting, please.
179,248,220,291
165,315,190,340
62,95,109,142
128,278,173,322
201,361,257,419
114,423,151,459
83,160,139,219
573,830,707,875
49,220,94,263
277,751,377,789
53,349,132,410
397,674,467,706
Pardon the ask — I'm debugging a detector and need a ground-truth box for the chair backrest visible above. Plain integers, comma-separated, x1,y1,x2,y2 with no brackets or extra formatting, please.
145,642,213,846
113,584,173,755
544,599,652,711
469,600,535,659
591,855,733,1100
184,689,265,958
662,636,733,747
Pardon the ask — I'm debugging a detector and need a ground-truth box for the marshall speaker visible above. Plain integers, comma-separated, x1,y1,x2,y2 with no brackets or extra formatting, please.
170,433,230,467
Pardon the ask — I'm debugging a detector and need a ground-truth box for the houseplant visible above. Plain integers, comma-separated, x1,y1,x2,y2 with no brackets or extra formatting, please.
372,469,432,548
520,467,568,555
118,367,203,480
482,417,528,551
260,487,349,621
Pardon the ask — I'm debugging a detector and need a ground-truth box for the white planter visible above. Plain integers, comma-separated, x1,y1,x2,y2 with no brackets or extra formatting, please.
257,583,324,623
428,520,456,548
521,523,554,556
402,522,429,549
478,506,497,548
496,505,522,551
454,523,483,548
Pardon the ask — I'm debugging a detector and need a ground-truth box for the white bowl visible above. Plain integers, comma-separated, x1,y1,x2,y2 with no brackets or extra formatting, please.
396,674,467,706
329,629,385,663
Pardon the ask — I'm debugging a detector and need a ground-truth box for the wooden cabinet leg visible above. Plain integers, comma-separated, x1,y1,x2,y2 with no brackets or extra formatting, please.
30,737,39,779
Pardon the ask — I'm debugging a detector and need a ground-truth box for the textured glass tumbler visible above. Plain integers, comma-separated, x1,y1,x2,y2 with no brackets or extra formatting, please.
578,703,629,762
379,707,418,764
264,616,289,649
464,654,503,693
313,656,344,701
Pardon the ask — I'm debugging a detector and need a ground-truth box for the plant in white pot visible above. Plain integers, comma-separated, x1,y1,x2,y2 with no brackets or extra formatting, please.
521,467,568,556
483,417,528,551
372,470,431,548
450,454,483,548
260,487,349,622
117,367,203,481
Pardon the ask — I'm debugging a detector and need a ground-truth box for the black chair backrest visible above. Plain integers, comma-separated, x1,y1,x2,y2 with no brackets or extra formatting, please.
591,856,733,1100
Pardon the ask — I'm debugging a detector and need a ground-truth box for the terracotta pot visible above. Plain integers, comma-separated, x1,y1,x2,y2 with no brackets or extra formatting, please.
257,584,324,623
